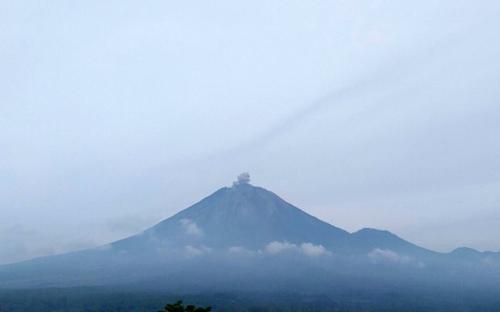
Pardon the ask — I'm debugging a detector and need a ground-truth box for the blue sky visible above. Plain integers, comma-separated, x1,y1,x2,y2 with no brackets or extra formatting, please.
1,0,500,264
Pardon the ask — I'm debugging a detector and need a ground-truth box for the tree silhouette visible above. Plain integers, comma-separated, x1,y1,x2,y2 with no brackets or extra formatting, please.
159,300,211,312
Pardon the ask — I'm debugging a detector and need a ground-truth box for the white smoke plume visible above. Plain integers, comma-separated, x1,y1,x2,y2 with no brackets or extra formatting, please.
233,172,250,186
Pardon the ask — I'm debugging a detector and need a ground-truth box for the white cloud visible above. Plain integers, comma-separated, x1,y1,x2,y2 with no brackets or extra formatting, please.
179,219,203,236
368,248,411,264
184,245,211,257
300,242,330,256
265,241,298,254
265,241,330,257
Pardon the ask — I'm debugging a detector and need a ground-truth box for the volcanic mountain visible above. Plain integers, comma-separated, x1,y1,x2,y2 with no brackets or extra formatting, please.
0,175,498,291
113,177,349,253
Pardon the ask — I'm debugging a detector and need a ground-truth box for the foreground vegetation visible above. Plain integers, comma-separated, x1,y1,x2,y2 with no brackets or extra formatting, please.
0,287,499,312
158,300,211,312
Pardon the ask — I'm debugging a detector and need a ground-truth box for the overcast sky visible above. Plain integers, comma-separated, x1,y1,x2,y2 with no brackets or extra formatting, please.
1,0,500,265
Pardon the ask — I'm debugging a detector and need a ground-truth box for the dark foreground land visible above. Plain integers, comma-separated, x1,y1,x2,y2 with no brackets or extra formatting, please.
0,287,499,312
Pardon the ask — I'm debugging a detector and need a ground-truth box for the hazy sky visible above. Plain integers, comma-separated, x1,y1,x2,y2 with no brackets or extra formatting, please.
1,0,500,265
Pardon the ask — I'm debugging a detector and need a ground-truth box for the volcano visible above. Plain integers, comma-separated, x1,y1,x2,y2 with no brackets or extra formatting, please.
113,175,348,253
0,174,498,291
